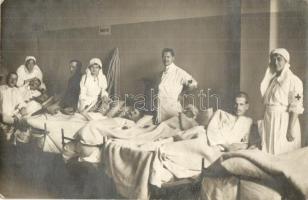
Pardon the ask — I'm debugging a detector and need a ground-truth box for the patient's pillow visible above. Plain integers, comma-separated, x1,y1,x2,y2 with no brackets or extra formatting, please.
197,107,214,127
136,114,154,127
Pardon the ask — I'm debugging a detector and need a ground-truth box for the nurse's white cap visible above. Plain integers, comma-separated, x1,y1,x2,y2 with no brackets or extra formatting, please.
270,48,290,63
88,58,102,68
25,56,36,63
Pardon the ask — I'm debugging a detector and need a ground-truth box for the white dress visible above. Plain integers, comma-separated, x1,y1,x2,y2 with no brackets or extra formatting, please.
260,66,304,155
78,70,108,111
157,63,195,123
16,65,46,89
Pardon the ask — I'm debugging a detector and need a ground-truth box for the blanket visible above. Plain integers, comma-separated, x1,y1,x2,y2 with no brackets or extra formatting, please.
150,126,222,188
102,126,221,199
68,114,196,163
204,147,308,199
102,139,173,199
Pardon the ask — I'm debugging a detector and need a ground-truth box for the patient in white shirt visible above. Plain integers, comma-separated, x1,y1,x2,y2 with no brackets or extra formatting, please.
206,92,255,152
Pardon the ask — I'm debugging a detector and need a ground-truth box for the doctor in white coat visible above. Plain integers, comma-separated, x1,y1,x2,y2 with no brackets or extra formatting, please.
156,48,197,123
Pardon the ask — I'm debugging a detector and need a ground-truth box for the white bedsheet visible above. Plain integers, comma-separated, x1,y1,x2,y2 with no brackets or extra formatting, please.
27,113,106,153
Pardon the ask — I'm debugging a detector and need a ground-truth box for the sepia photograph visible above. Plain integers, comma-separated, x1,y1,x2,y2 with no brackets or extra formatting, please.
0,0,308,199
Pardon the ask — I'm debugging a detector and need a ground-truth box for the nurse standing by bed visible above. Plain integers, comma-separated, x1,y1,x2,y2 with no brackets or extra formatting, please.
260,48,304,155
78,58,108,112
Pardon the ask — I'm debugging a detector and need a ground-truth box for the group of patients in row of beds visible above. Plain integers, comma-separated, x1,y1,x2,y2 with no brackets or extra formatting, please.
0,48,304,157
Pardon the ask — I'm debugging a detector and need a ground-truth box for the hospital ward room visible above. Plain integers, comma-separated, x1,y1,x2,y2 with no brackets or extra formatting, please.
1,0,308,199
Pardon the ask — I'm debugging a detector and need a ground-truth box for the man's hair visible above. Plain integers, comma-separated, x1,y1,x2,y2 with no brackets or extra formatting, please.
6,72,18,84
235,92,249,103
162,48,175,57
70,59,82,68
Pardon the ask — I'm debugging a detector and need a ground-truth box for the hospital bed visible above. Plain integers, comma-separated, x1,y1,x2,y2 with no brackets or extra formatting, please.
198,147,308,200
151,158,205,199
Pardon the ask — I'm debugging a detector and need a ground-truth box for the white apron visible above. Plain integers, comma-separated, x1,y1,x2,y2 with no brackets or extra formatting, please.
260,66,304,155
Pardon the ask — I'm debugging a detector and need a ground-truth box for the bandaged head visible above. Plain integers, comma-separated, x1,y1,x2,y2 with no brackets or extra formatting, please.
270,48,290,63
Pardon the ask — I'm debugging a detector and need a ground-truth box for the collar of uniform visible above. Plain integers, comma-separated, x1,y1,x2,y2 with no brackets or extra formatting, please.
164,63,176,73
276,65,290,85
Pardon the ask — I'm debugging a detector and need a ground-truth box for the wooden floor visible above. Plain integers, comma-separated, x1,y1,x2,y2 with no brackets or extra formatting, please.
0,137,120,199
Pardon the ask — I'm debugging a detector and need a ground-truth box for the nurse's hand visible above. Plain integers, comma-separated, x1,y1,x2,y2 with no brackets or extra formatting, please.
286,129,295,142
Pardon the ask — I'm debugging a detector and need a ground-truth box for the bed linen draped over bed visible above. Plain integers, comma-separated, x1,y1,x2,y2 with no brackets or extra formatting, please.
102,139,173,199
27,113,106,153
201,147,308,200
102,126,222,199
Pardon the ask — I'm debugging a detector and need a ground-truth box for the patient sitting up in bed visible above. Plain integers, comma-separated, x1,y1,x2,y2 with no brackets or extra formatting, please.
206,92,255,152
18,78,45,115
0,72,27,139
146,92,256,192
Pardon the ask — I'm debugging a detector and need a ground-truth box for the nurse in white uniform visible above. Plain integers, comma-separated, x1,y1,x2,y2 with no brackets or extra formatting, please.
78,58,108,112
260,48,304,155
156,48,197,123
16,56,46,90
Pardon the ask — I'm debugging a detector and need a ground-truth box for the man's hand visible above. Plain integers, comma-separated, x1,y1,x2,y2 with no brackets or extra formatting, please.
187,79,197,90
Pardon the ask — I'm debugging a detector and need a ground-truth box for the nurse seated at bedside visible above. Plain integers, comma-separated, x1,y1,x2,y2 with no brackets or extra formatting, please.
78,58,108,112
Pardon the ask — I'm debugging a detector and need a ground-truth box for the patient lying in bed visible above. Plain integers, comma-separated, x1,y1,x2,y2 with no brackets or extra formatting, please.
145,92,259,199
62,104,200,163
101,98,254,200
26,100,141,152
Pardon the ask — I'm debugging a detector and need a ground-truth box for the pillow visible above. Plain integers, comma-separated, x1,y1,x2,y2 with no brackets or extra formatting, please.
136,114,154,127
196,107,214,127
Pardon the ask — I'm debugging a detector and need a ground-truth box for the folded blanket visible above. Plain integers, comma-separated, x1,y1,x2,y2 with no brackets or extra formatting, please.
205,147,308,199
